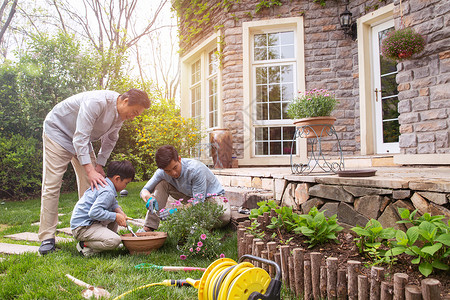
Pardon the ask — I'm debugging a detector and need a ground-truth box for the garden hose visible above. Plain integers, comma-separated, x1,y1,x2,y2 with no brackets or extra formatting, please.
112,255,281,300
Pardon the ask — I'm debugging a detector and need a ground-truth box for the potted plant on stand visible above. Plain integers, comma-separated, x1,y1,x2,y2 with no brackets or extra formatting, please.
286,89,338,138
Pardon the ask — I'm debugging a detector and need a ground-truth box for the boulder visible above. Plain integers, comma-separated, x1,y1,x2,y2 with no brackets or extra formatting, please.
309,184,354,203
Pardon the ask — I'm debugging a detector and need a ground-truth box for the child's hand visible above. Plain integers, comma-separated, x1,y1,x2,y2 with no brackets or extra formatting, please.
115,213,126,227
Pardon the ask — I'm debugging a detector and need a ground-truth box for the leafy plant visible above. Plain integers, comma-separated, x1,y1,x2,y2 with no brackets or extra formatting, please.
159,199,226,260
381,27,425,61
286,89,338,119
351,219,397,266
267,206,300,233
249,199,278,219
246,219,265,240
294,207,343,248
386,209,450,277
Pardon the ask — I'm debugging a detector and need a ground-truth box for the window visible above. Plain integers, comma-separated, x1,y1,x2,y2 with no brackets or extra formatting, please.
252,30,297,156
190,59,201,125
208,50,219,128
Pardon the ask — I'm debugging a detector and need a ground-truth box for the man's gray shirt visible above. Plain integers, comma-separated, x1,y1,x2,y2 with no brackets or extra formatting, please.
43,90,122,166
141,158,225,202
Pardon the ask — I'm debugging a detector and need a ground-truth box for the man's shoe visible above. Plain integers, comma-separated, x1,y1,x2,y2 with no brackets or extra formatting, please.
39,238,56,255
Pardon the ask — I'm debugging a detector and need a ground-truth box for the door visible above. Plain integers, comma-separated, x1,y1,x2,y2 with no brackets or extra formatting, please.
372,20,400,154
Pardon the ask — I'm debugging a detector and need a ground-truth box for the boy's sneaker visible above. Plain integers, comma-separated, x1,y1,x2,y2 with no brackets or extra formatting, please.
76,241,95,257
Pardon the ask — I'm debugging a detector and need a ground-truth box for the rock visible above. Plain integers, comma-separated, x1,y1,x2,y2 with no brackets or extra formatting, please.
295,182,310,205
378,204,407,231
343,186,392,197
417,191,448,205
337,202,369,227
429,202,450,223
281,183,297,209
301,198,324,214
274,179,287,201
411,192,429,215
319,202,339,218
392,189,411,199
354,195,383,220
309,184,354,203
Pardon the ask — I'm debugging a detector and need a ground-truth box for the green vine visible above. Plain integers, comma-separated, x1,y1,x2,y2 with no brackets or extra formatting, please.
255,0,282,13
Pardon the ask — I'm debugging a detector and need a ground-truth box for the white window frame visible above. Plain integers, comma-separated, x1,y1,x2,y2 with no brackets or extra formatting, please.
242,17,307,165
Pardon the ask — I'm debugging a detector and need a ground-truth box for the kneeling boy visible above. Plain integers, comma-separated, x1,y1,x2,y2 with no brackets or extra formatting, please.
70,160,134,256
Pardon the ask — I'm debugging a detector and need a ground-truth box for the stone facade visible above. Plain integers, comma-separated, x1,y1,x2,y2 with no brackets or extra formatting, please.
177,0,450,160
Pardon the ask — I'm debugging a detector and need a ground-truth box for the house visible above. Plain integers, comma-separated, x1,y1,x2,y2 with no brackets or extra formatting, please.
176,0,450,167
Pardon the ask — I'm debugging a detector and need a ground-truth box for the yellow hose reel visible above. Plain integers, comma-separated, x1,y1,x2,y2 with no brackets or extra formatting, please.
186,254,282,300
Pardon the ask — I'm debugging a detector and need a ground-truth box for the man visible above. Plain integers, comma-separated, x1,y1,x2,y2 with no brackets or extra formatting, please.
39,89,150,255
140,145,231,232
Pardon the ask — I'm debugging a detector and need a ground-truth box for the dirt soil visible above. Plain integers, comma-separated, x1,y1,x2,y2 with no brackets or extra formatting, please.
259,227,450,298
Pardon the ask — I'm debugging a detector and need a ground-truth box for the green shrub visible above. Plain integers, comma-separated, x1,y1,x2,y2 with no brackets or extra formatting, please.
0,134,42,199
249,199,278,219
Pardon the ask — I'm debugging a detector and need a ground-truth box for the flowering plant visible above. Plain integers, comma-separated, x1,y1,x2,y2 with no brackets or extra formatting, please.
286,89,338,119
159,194,228,260
381,27,425,61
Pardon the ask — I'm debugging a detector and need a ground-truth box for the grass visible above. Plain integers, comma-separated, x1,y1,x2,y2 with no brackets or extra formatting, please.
0,181,238,299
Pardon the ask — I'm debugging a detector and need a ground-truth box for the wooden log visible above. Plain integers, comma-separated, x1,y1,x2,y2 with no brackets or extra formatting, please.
255,241,264,268
421,278,441,300
257,215,264,229
320,266,327,299
405,285,422,300
293,248,305,298
261,250,269,274
252,238,262,259
280,245,291,288
304,260,312,300
289,256,296,296
370,266,385,300
393,273,409,300
348,260,361,300
337,269,347,300
237,227,246,258
274,252,281,280
267,242,278,277
358,275,369,300
381,281,394,300
244,234,253,256
326,257,338,300
270,208,277,219
243,219,251,227
262,211,270,227
310,252,322,300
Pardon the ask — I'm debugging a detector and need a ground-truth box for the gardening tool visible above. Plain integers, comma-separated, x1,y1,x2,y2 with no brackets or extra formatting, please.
145,196,158,215
113,254,281,300
66,274,111,299
134,263,206,272
126,221,137,237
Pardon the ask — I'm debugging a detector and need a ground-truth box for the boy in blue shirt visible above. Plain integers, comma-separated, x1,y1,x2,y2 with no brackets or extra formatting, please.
70,160,134,256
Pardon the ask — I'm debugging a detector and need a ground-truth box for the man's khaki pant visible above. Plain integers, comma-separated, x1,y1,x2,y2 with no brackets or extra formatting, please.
72,221,121,253
38,133,96,241
144,180,231,230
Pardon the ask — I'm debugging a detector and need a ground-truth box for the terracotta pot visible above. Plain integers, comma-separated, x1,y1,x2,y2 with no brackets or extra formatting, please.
121,231,167,255
210,128,233,168
293,116,336,138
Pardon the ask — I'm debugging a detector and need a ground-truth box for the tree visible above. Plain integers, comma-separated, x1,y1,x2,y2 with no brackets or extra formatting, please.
0,0,18,44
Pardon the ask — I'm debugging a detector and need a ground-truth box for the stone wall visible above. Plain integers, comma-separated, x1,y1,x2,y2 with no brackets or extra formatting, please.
280,179,450,230
395,0,450,154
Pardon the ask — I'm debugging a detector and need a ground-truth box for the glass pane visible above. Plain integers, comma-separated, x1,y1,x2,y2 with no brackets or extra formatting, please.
380,55,397,74
256,85,267,103
268,46,280,60
282,101,290,119
254,47,267,61
268,32,280,46
256,67,267,84
268,84,280,102
281,45,294,59
270,127,281,139
269,66,280,84
281,65,293,82
281,83,294,101
254,34,267,47
280,31,294,44
256,103,268,120
270,141,282,155
383,120,400,143
283,141,295,155
209,50,218,75
255,127,268,140
255,141,268,155
382,97,399,120
381,73,398,97
269,102,281,119
283,126,295,140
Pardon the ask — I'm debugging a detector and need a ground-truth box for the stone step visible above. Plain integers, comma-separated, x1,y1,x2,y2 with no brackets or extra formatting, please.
0,243,39,255
4,232,73,243
224,186,273,208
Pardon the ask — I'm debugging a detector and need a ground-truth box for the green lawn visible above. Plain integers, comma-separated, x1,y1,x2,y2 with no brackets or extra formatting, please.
0,181,238,299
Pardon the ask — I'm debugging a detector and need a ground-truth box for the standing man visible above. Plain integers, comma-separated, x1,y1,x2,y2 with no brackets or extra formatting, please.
140,145,231,232
39,89,150,255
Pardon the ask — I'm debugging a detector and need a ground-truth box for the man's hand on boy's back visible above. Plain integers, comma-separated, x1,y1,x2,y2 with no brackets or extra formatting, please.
115,213,126,227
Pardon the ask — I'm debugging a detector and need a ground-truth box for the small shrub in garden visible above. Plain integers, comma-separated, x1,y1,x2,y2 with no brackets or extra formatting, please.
294,207,343,248
351,219,397,267
249,199,278,219
267,206,300,233
159,197,226,260
386,208,450,277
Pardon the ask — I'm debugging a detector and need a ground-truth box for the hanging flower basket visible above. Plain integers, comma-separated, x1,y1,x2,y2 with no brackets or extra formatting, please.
381,27,425,61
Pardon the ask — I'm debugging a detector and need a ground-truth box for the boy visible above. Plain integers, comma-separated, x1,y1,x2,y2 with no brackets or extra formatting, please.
139,145,231,232
70,160,135,257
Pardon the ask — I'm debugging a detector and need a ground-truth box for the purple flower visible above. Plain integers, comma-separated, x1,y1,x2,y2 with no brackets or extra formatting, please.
219,253,225,258
180,255,187,260
197,241,203,247
200,234,207,240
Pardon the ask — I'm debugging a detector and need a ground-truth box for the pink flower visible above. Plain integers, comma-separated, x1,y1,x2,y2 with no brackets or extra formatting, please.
189,248,193,252
219,253,225,258
180,255,186,260
223,198,228,203
173,200,181,206
200,234,207,240
159,208,165,213
197,241,203,247
196,247,201,252
187,199,193,203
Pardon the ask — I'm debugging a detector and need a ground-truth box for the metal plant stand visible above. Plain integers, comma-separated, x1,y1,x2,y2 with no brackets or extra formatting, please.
290,124,344,175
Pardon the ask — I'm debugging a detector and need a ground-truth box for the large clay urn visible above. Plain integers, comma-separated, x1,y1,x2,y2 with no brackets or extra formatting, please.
210,128,233,168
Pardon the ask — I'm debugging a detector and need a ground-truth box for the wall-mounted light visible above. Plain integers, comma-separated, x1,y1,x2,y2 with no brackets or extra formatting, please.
339,4,357,40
